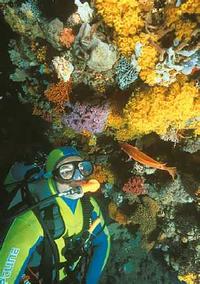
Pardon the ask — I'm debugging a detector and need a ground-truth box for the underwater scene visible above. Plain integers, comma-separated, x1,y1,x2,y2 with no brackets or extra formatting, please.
0,0,199,283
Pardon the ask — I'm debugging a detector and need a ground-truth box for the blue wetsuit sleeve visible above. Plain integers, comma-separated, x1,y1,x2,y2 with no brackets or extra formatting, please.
85,210,110,284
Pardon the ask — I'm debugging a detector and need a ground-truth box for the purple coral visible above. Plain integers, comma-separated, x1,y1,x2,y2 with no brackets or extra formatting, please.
62,102,109,134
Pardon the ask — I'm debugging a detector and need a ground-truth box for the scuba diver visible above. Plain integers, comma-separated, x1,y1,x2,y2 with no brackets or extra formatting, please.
0,146,110,284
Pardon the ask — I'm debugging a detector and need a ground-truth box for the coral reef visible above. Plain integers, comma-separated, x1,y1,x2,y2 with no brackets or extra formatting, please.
1,0,200,282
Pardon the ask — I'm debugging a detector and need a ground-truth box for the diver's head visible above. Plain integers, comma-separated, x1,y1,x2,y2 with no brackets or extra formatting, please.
46,147,93,199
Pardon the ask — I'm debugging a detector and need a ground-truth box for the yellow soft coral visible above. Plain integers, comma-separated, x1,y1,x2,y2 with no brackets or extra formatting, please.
95,0,145,56
179,0,200,14
115,80,199,140
178,273,198,284
138,44,159,85
175,20,197,42
165,3,198,42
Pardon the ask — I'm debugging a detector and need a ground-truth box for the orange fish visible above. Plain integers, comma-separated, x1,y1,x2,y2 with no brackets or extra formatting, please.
120,142,177,179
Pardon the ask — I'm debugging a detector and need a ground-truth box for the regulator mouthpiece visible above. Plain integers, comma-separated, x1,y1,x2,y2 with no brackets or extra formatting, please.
80,179,100,193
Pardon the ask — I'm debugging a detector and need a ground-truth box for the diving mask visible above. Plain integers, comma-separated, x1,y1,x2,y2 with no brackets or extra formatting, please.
53,160,93,182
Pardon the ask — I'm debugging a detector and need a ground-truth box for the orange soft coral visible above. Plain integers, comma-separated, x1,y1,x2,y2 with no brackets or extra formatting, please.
108,202,129,225
59,28,75,48
91,164,115,184
44,80,72,113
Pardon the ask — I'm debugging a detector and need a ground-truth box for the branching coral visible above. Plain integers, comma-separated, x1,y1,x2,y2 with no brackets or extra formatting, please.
122,176,146,196
62,102,110,134
115,80,200,140
44,80,72,113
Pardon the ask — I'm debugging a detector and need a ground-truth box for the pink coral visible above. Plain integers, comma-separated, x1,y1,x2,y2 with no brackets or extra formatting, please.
60,28,75,48
122,176,146,196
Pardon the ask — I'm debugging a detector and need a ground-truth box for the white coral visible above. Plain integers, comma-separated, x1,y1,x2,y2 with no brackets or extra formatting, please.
52,56,74,82
74,0,93,23
87,42,117,72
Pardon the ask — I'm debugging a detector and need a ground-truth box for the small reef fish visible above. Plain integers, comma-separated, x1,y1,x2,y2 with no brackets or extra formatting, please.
120,142,177,180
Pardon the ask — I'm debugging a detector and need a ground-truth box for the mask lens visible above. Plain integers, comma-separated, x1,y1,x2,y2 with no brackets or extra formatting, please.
59,163,74,180
78,161,93,177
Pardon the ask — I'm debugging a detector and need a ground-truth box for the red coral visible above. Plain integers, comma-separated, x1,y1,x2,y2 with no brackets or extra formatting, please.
122,176,146,196
60,28,75,48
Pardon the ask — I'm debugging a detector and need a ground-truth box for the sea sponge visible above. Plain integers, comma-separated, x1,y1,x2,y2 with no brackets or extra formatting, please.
52,56,74,82
62,102,110,134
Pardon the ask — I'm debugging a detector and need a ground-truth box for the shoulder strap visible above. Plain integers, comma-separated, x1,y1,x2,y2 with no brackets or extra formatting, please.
33,207,60,283
81,195,94,233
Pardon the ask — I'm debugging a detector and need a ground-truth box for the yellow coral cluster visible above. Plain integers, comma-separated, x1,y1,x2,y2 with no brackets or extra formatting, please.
91,164,115,184
95,1,160,85
178,0,200,14
95,0,145,55
36,46,47,63
137,44,158,86
96,0,199,86
115,80,200,140
31,42,47,63
178,273,198,284
165,3,199,42
106,104,123,131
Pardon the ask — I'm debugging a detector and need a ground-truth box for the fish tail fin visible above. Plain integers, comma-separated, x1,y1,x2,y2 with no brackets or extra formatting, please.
167,167,177,180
